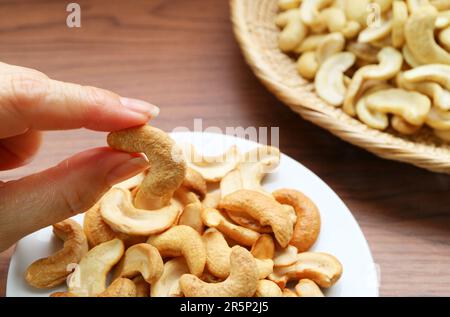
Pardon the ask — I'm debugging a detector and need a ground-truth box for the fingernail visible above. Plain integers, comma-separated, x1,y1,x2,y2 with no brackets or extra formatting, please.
120,97,160,118
106,156,149,186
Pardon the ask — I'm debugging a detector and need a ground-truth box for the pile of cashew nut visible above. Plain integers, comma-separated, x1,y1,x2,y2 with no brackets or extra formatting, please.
24,125,342,297
276,0,450,142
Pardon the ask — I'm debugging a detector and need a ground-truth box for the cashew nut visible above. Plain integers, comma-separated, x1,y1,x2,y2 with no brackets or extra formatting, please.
151,257,189,297
278,0,302,11
100,188,181,236
316,32,346,65
344,0,370,24
366,88,431,125
318,7,347,33
182,168,207,199
203,229,273,280
344,47,403,116
431,0,450,11
147,225,206,277
113,243,164,284
403,45,422,67
341,21,362,39
203,228,231,279
178,202,205,233
374,0,394,13
426,107,450,129
219,190,295,247
282,288,298,297
397,72,450,110
315,52,356,106
68,238,125,297
356,83,391,130
113,172,145,190
295,279,324,297
202,189,221,209
98,278,137,297
255,280,283,297
391,115,422,135
25,219,88,289
295,34,327,53
181,144,241,182
272,252,343,288
201,207,260,246
220,146,280,198
407,0,433,13
273,245,299,267
174,186,200,206
439,26,450,50
358,16,393,44
251,234,275,260
346,42,380,63
405,6,450,65
273,188,321,252
300,0,333,26
403,64,450,90
107,125,186,210
132,276,150,297
276,9,309,52
297,51,319,80
225,210,273,233
179,246,258,297
392,0,409,48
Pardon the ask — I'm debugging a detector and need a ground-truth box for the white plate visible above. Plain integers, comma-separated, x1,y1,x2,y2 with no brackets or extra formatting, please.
6,132,379,297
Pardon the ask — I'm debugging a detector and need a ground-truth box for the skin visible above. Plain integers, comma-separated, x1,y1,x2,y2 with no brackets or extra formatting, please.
0,62,160,252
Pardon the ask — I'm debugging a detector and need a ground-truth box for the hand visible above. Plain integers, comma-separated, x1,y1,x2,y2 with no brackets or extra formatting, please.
0,62,159,252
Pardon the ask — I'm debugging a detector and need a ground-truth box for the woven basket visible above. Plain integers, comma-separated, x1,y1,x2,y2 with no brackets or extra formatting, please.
230,0,450,174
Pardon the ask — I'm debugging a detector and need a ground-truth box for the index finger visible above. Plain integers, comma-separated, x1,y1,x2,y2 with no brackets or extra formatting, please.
0,73,159,138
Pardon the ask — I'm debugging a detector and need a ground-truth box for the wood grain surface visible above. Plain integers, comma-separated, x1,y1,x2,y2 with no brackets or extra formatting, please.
0,0,449,297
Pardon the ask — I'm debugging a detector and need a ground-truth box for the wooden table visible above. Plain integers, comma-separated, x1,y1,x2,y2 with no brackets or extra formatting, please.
1,0,449,297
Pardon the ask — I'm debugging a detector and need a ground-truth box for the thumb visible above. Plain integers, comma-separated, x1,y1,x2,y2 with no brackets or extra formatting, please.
0,148,149,251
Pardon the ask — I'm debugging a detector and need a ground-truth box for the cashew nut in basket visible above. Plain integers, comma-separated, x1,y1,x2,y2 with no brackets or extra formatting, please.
201,207,261,246
113,243,164,284
405,6,450,65
397,72,450,111
276,9,308,52
151,257,189,297
426,107,450,130
147,225,206,277
98,278,137,297
366,88,431,125
315,52,356,106
179,246,258,297
68,238,124,297
343,47,403,116
403,64,450,90
295,279,324,297
300,0,333,26
391,116,421,135
392,0,409,48
107,125,186,210
271,252,343,288
25,219,88,289
255,280,283,297
181,144,241,182
273,188,321,252
278,0,302,11
100,187,181,236
219,189,295,248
